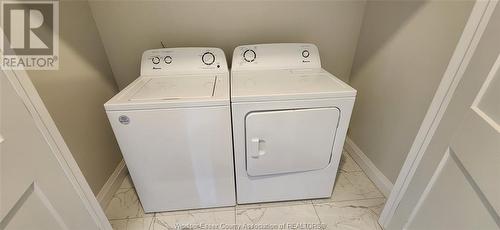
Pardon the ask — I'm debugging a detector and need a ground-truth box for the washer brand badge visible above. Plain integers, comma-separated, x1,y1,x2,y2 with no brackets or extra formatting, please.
118,115,130,125
1,1,59,70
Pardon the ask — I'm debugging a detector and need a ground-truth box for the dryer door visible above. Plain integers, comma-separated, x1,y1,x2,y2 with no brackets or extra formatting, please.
245,107,340,176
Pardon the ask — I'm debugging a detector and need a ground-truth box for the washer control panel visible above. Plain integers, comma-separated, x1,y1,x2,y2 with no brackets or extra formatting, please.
232,43,321,71
141,47,227,76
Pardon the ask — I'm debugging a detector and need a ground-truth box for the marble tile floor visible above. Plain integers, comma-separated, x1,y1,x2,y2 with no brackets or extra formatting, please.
106,151,386,230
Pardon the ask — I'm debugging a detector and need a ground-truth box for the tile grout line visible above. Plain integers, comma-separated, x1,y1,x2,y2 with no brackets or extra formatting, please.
233,206,237,225
311,203,323,225
313,197,386,206
236,200,313,211
316,195,386,202
148,215,154,230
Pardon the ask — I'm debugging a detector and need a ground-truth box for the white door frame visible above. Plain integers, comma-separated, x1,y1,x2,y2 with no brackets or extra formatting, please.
379,0,499,227
2,67,112,229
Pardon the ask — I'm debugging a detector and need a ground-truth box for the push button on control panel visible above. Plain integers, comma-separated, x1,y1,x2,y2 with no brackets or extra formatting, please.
202,52,216,65
152,56,161,64
243,49,256,62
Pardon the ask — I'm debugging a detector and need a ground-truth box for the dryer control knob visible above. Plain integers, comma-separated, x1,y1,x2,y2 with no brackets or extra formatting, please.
152,56,160,64
302,50,310,58
243,49,256,62
202,52,215,65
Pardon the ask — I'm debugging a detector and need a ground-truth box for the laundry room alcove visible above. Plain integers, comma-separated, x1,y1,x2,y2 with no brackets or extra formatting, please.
10,0,476,229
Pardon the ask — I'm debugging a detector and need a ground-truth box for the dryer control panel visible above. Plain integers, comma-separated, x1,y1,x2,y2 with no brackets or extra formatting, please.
141,47,228,76
232,43,321,71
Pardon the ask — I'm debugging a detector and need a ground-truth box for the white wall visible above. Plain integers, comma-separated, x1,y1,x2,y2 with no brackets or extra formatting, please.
348,0,473,182
89,0,367,89
26,0,122,194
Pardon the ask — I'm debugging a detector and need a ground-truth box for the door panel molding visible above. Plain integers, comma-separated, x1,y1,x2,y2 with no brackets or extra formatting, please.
403,149,450,229
0,182,69,230
448,150,500,228
404,149,499,229
472,53,500,129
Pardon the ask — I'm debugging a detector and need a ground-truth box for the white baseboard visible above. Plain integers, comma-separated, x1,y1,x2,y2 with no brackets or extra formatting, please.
344,137,393,197
96,159,128,209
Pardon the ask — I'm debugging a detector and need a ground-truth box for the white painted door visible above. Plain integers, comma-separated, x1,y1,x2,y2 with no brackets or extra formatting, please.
386,2,500,229
0,69,111,229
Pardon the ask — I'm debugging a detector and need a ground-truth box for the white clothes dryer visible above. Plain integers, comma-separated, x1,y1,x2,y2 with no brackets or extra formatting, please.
231,43,356,204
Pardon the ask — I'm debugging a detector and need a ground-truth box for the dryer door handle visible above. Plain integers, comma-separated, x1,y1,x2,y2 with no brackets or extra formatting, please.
249,138,266,159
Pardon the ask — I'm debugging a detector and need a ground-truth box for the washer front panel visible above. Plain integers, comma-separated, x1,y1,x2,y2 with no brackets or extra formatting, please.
107,106,235,212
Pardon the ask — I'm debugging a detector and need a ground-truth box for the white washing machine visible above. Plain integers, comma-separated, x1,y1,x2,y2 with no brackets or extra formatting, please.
231,43,357,204
105,48,235,212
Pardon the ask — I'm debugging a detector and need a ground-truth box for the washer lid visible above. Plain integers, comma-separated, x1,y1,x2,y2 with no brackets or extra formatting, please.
130,76,216,101
104,74,229,111
231,69,356,102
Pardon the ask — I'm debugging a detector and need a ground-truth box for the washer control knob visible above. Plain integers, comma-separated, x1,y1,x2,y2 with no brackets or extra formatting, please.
152,56,160,64
202,52,215,65
164,56,172,64
302,50,310,58
243,49,256,62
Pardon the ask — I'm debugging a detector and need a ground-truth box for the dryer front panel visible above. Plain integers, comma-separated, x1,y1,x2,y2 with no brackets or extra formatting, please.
245,107,340,176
